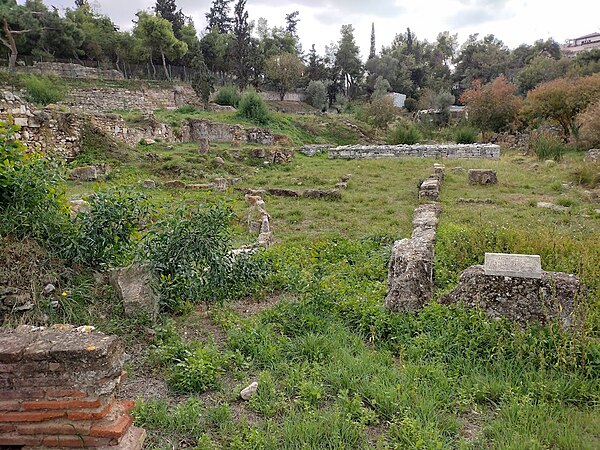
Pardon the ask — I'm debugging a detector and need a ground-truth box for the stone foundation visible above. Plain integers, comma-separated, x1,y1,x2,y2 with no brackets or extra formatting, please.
441,266,582,327
328,144,500,160
0,327,145,449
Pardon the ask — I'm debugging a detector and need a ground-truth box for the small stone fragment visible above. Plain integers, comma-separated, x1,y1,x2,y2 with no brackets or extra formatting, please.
240,382,259,400
43,283,56,295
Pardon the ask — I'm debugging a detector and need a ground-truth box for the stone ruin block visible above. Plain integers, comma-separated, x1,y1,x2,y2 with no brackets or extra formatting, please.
419,177,441,201
0,327,145,449
385,204,441,313
441,266,582,327
198,137,210,154
468,169,498,185
109,264,159,321
302,189,342,200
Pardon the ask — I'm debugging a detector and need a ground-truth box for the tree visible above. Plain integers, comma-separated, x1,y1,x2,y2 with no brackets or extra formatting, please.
191,54,214,104
371,76,390,99
335,25,363,98
200,26,232,77
369,22,376,59
205,0,232,34
515,55,569,94
523,73,600,141
155,0,185,37
232,0,251,89
0,1,37,71
453,34,511,93
66,4,120,62
265,52,304,100
307,44,326,81
133,11,188,80
285,11,299,37
305,80,327,110
461,76,522,138
74,0,88,7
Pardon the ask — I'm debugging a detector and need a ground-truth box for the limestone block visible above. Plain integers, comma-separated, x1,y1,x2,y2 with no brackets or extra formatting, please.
468,169,498,185
109,264,159,321
441,266,582,327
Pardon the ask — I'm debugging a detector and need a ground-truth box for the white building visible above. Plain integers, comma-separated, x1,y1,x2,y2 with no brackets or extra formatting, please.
563,32,600,55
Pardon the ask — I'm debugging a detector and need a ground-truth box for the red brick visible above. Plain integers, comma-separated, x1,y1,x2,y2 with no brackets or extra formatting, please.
17,420,91,436
119,400,136,415
0,389,45,400
66,399,113,421
0,411,65,422
0,400,21,411
90,414,132,439
45,389,87,399
0,424,16,433
22,398,101,411
0,433,44,446
42,435,115,448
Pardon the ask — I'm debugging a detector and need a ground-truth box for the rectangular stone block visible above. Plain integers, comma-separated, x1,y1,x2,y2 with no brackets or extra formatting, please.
484,253,542,279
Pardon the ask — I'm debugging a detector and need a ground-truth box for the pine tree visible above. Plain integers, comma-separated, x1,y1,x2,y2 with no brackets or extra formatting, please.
155,0,185,37
205,0,233,34
232,0,250,88
285,11,299,37
369,23,376,59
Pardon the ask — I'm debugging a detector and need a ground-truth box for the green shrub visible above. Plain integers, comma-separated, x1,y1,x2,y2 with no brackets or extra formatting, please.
174,104,199,114
529,133,567,161
237,91,271,125
214,85,241,107
168,344,230,393
140,204,268,311
23,75,66,105
361,96,399,129
387,122,422,144
404,97,418,112
454,125,478,144
305,80,327,110
0,122,69,244
66,190,149,268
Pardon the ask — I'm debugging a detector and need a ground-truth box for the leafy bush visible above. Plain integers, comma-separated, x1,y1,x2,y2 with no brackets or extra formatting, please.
387,122,422,144
66,190,149,268
214,85,241,107
0,122,69,244
371,76,391,100
237,91,271,125
23,75,66,105
454,125,478,144
578,100,600,147
140,204,267,311
169,344,230,393
361,96,399,129
404,97,418,112
529,133,567,161
305,80,327,110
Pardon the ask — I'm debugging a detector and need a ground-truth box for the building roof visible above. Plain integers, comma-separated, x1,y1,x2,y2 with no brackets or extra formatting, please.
574,32,600,40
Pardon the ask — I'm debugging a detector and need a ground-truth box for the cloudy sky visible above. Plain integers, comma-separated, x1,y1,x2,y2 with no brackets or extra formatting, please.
24,0,600,58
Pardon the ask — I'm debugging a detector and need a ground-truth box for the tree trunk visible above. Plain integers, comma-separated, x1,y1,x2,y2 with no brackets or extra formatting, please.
2,19,18,72
160,48,170,81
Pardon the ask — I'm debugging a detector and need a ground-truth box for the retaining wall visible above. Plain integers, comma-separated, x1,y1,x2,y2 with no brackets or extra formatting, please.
329,144,500,159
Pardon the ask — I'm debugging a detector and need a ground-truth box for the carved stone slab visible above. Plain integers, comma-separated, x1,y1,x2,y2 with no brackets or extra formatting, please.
484,253,542,279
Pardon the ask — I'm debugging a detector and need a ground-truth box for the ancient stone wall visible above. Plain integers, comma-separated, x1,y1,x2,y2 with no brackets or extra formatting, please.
17,62,125,80
62,85,196,113
180,119,276,145
0,326,145,449
329,144,500,160
386,165,444,313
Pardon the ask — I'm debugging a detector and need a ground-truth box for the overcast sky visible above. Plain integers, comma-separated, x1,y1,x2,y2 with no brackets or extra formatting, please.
24,0,600,59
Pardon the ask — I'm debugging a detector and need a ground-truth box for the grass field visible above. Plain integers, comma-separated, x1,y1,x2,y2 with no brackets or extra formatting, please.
59,137,600,449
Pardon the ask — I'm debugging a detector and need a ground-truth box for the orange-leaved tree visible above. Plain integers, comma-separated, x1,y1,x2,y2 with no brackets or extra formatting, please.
460,76,522,140
522,73,600,142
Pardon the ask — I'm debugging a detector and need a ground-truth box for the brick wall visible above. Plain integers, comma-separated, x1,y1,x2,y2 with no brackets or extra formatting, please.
0,327,145,449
